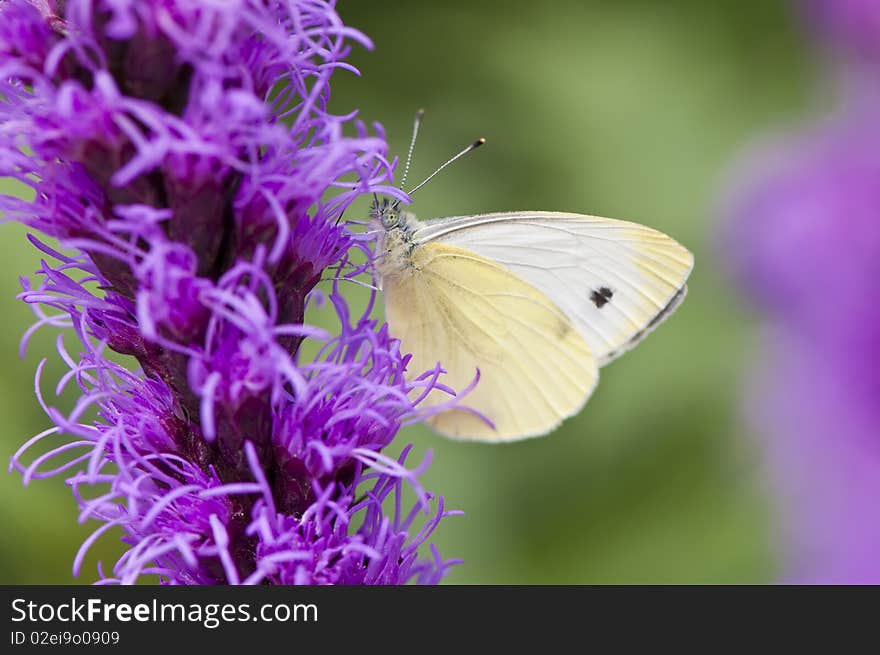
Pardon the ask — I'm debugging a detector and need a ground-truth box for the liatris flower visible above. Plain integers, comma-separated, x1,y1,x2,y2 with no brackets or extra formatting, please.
722,5,880,582
805,0,880,67
1,0,461,584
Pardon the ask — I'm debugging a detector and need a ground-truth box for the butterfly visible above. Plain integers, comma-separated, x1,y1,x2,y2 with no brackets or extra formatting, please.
370,113,694,442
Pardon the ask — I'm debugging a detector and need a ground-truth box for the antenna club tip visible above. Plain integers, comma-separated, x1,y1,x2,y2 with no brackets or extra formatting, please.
474,137,487,147
416,108,426,117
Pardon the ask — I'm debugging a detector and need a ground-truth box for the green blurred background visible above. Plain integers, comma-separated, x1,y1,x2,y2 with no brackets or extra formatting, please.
0,0,818,583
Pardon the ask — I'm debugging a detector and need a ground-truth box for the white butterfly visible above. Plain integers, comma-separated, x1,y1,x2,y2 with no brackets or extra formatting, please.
370,114,694,442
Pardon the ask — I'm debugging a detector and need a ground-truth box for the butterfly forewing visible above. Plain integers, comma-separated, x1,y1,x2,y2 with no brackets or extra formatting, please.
414,212,694,365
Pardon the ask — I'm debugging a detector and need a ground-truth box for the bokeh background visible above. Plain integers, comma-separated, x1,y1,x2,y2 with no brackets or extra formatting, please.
0,0,825,583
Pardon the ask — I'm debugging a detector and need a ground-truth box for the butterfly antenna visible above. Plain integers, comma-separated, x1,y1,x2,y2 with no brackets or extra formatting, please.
399,108,425,191
406,137,486,196
320,276,379,292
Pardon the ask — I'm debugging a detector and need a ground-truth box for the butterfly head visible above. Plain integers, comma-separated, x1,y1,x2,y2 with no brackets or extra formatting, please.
368,196,421,281
370,196,402,230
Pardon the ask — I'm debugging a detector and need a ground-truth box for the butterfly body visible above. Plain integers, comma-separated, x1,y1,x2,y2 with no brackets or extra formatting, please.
372,200,421,280
370,198,693,442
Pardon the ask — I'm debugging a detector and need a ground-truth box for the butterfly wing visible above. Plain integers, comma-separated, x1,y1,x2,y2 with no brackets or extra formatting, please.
414,212,693,365
383,241,598,441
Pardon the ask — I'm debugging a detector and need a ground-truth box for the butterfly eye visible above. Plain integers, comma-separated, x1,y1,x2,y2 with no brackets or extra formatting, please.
381,211,399,229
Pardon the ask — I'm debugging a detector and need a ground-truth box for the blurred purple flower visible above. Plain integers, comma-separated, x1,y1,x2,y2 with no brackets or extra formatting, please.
805,0,880,67
1,0,461,584
722,66,880,580
751,334,880,583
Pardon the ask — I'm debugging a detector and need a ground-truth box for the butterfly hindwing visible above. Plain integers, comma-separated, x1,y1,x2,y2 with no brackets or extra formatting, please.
382,241,599,441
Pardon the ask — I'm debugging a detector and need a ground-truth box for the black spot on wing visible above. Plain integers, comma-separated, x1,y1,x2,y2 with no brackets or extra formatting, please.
554,317,573,339
590,286,614,308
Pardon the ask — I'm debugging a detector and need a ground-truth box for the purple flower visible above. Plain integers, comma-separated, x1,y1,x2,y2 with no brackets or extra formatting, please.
749,335,880,583
722,87,880,581
805,0,880,68
2,0,461,584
